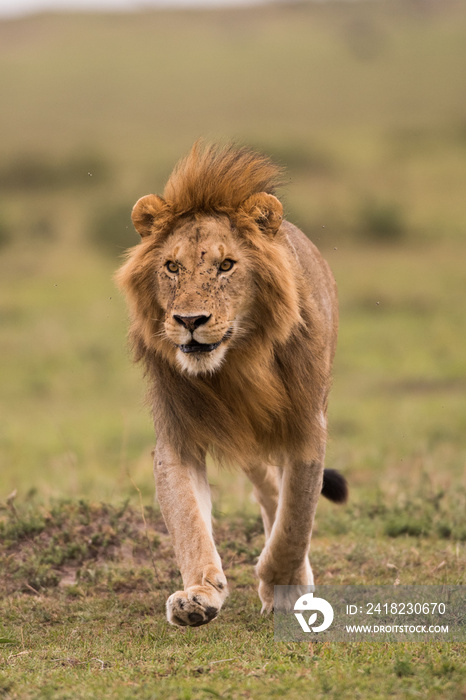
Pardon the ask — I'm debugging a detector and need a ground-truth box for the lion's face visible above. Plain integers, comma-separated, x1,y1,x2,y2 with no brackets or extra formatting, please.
117,185,298,381
156,216,253,375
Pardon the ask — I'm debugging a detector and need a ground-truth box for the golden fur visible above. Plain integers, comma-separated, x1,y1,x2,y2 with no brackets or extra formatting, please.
116,143,344,627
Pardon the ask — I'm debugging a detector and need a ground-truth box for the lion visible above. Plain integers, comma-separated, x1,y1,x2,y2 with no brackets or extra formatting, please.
115,142,347,627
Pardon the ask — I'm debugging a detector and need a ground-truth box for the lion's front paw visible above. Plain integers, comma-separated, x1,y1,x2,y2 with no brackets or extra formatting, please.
166,585,226,628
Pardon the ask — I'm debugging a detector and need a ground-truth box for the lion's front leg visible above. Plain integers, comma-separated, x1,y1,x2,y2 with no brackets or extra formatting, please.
154,443,228,627
255,458,323,613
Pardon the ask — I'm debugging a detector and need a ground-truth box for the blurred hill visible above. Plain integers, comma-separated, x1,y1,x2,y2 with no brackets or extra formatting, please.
1,1,466,251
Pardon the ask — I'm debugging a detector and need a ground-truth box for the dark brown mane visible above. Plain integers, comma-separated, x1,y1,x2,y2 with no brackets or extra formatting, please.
163,142,283,216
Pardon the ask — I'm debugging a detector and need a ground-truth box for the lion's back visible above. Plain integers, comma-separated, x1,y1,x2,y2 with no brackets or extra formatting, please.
282,220,338,364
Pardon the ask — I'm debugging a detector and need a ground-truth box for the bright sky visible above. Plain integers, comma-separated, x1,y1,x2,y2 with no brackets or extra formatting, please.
0,0,256,18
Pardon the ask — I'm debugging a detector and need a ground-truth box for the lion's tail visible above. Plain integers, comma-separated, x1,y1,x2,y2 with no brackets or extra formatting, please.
321,469,348,504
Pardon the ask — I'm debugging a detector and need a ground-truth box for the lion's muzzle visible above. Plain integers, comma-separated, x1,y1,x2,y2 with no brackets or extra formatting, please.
172,313,223,354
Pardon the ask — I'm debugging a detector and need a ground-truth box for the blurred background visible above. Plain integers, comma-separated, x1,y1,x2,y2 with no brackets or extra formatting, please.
0,0,465,513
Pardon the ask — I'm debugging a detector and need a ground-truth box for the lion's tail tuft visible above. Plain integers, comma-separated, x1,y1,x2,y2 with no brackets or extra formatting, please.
321,469,348,504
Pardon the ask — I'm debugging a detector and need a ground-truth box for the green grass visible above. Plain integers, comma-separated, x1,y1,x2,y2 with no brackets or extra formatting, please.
1,498,464,699
1,1,465,697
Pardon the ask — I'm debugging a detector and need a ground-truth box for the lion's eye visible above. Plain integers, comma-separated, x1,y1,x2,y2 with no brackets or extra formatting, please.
219,259,235,273
166,261,179,274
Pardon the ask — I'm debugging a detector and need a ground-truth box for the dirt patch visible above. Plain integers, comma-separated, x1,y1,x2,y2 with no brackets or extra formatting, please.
0,500,264,597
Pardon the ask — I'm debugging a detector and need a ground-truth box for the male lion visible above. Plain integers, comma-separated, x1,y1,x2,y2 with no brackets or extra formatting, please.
116,143,347,627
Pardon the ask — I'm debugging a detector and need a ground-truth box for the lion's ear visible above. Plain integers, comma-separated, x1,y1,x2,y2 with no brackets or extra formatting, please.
241,192,283,236
131,194,167,237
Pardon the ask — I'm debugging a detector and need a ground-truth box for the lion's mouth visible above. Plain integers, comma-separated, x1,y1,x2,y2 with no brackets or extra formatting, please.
178,328,233,354
178,339,222,354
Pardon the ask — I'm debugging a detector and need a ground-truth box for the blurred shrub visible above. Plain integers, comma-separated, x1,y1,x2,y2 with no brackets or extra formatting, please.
62,151,111,187
358,197,407,243
0,150,110,191
387,122,466,160
253,139,335,175
28,215,56,242
0,154,58,189
0,209,12,248
457,120,466,145
89,202,138,257
387,126,441,160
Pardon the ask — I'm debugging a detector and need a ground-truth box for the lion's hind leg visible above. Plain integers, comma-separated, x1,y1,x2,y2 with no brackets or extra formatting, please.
255,458,323,613
244,463,281,540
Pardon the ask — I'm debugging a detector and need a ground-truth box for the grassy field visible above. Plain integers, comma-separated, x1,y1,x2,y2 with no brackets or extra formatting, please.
0,1,465,698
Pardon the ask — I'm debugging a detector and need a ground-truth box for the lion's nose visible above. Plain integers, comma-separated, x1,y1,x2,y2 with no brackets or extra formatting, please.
173,314,211,333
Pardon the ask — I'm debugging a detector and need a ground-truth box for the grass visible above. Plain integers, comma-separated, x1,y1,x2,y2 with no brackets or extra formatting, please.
0,497,464,699
0,1,465,697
